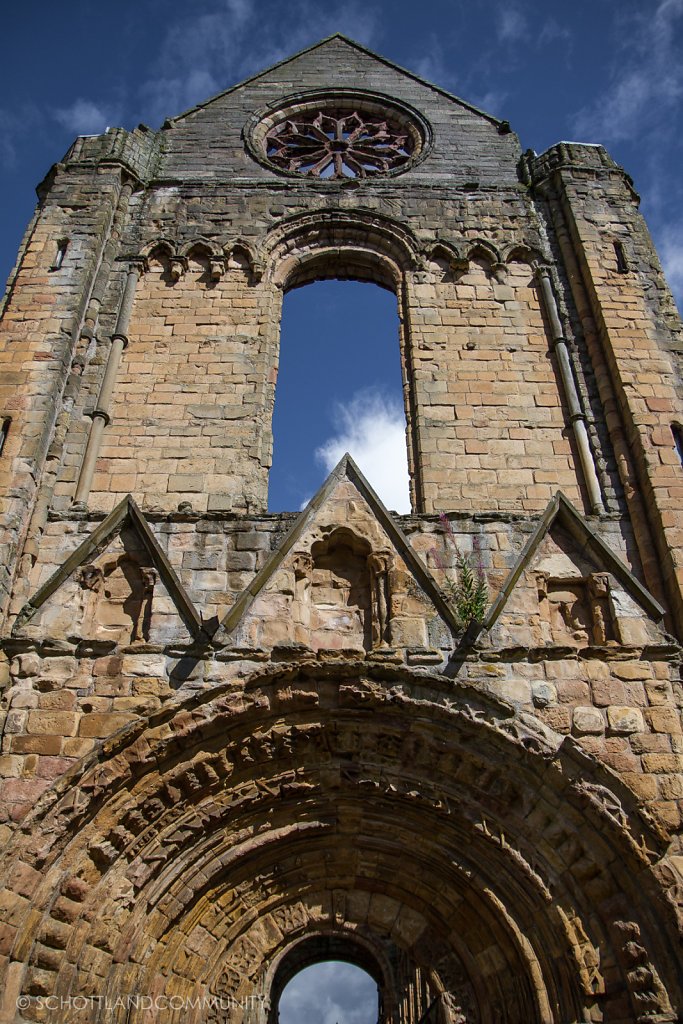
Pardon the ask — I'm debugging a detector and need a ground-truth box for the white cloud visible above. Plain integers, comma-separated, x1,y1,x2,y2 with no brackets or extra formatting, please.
278,961,377,1024
0,105,43,167
538,18,572,47
53,99,113,136
138,0,379,126
0,110,20,167
313,390,411,514
411,44,460,93
468,89,508,117
574,70,661,144
497,5,527,42
573,0,683,142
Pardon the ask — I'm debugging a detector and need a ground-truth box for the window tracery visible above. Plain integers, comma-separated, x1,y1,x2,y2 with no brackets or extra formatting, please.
264,109,414,178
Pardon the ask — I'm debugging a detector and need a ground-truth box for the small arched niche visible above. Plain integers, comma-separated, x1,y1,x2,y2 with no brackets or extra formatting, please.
310,528,373,650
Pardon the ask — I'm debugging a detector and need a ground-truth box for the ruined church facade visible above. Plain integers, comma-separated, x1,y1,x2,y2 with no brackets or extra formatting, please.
0,34,682,1024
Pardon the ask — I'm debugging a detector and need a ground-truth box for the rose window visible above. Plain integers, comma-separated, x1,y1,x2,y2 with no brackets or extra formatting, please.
264,110,415,179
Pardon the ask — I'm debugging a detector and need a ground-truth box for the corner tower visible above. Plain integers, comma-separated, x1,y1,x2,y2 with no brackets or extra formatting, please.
0,35,682,1024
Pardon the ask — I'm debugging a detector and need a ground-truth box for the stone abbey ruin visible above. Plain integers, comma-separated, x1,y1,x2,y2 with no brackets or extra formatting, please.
0,33,683,1024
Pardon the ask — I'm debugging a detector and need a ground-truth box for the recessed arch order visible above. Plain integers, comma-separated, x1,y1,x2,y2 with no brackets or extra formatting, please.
0,663,679,1023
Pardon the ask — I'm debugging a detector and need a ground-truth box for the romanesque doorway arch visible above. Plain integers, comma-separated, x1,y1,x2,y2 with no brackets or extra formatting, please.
264,933,388,1024
0,662,679,1023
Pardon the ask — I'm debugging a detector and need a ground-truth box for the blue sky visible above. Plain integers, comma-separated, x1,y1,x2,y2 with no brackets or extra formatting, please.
2,1,682,520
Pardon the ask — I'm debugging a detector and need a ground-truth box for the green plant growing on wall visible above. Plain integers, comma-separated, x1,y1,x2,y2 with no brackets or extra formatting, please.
431,514,488,629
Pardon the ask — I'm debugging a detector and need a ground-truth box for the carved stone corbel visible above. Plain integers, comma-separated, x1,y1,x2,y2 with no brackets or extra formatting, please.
75,564,104,593
587,571,613,644
132,567,158,642
209,257,225,281
292,552,312,609
169,256,187,281
293,553,312,580
534,570,549,603
74,564,104,634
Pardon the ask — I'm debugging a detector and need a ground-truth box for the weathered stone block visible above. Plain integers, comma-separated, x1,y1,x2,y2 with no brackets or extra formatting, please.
607,706,644,735
573,707,605,735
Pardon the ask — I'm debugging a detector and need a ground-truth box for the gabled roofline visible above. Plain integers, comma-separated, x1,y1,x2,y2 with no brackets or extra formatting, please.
166,33,507,129
219,452,461,636
12,496,206,640
484,491,665,630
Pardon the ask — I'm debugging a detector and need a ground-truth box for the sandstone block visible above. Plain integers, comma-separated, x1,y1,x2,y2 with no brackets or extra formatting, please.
121,654,167,677
645,707,682,734
26,710,78,736
78,713,137,738
607,706,644,735
573,707,605,735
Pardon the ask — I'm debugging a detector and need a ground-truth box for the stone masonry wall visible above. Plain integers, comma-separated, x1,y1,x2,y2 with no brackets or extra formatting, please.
0,168,128,615
532,147,683,634
2,38,683,1023
47,183,621,519
408,256,584,511
1,506,681,844
83,250,279,514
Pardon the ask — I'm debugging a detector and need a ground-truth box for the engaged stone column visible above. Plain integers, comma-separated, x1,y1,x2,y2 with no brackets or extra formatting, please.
535,264,605,515
73,260,145,506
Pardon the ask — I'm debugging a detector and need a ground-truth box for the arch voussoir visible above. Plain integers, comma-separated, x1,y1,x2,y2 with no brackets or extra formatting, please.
0,663,678,1023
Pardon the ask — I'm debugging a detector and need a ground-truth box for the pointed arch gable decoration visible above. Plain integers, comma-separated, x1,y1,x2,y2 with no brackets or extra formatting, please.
12,495,206,639
484,490,665,632
220,453,462,637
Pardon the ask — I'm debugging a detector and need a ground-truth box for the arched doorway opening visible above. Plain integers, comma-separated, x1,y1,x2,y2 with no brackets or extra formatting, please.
265,931,434,1024
277,961,378,1024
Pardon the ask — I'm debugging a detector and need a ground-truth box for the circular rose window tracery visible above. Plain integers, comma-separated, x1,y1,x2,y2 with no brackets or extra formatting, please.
246,92,429,181
265,109,414,179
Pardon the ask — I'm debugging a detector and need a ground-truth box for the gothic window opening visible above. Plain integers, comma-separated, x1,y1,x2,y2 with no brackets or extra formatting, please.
0,418,9,457
672,422,683,466
268,278,409,513
51,239,68,271
277,961,379,1024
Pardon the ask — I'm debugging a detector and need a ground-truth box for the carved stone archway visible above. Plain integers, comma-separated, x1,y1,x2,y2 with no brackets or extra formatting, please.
0,663,680,1024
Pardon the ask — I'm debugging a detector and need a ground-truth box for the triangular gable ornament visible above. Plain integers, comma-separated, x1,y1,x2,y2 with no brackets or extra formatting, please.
484,491,665,637
13,495,205,641
219,454,461,649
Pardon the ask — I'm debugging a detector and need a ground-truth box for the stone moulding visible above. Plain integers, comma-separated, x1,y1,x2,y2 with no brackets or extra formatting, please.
10,456,461,648
219,452,462,638
243,87,433,181
136,236,262,280
484,490,666,631
11,494,206,640
259,206,423,291
0,662,679,1024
